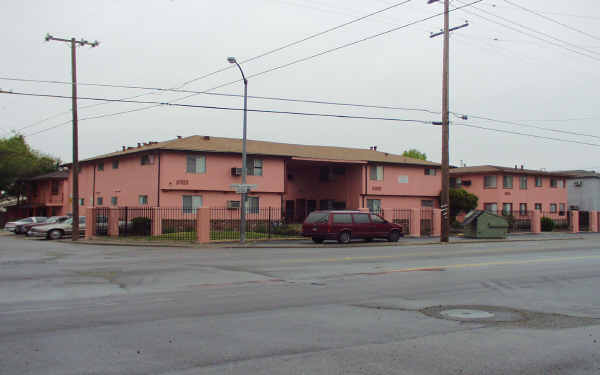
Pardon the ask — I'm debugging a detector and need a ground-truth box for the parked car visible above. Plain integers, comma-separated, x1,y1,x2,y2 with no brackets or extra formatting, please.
27,216,86,240
4,217,47,233
301,210,403,244
23,216,70,236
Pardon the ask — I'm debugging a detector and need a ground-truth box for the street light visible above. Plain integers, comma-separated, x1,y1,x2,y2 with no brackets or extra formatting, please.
228,57,249,243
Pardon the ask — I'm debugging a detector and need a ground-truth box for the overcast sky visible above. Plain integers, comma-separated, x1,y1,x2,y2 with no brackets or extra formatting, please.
1,0,599,171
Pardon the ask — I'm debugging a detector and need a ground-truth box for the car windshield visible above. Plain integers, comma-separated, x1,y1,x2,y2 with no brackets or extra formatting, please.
64,218,73,225
305,212,329,224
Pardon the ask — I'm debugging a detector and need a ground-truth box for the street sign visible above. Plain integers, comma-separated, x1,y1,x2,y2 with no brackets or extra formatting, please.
230,184,257,194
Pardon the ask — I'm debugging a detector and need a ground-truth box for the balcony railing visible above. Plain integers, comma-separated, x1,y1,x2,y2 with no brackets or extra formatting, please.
28,193,63,205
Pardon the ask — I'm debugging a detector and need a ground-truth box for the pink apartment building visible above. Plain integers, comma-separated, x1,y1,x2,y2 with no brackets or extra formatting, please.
450,165,569,216
7,170,69,219
11,135,442,221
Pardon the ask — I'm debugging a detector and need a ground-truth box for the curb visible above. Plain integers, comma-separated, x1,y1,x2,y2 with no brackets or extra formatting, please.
65,235,589,250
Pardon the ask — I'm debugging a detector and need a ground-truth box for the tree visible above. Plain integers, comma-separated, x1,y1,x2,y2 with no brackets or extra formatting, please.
402,149,427,160
0,134,60,195
448,188,478,220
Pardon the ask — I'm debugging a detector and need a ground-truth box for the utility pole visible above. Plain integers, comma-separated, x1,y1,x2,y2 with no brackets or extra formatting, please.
45,34,99,241
427,1,468,243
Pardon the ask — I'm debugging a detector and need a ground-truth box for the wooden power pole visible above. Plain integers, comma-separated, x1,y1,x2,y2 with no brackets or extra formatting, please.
45,34,99,241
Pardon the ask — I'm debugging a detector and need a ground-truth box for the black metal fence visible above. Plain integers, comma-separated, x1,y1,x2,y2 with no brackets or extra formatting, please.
541,211,570,232
209,207,300,241
392,209,411,235
487,210,533,233
579,211,590,232
420,208,433,236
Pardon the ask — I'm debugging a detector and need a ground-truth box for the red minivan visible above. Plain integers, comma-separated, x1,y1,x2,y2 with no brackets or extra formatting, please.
301,210,403,244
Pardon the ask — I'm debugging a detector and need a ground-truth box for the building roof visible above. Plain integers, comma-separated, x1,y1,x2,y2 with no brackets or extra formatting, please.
555,170,600,179
21,170,69,181
450,165,570,178
77,135,441,167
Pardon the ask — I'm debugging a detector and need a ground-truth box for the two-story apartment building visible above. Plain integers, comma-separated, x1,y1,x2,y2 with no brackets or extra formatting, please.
7,170,69,219
450,165,569,216
50,135,441,221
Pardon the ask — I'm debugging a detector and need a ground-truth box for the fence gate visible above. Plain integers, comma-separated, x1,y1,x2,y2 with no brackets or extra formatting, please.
420,208,433,236
393,209,411,236
94,207,109,236
579,211,590,232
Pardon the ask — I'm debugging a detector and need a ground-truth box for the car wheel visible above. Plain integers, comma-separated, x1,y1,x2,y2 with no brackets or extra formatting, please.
388,230,401,242
48,229,63,240
365,237,373,242
337,231,351,244
312,237,324,244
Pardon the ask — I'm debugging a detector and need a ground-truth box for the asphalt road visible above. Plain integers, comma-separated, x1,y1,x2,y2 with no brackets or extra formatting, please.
1,233,600,374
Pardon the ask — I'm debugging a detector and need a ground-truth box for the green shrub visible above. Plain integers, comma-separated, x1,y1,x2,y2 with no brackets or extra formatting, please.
272,224,301,236
541,217,555,232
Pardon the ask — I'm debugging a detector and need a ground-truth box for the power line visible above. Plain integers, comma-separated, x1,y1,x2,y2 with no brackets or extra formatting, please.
5,0,414,134
0,76,441,115
452,113,600,140
178,0,414,87
6,75,600,139
503,0,600,42
454,0,600,62
452,122,600,148
6,0,484,136
4,89,600,149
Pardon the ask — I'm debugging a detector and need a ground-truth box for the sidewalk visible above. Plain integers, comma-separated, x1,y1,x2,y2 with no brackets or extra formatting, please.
71,232,598,249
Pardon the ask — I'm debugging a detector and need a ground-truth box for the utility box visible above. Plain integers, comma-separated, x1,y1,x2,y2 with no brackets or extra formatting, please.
462,210,508,239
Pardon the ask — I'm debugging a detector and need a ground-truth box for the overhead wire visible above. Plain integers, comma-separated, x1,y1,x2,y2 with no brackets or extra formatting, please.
5,0,415,134
4,89,600,149
4,0,484,137
503,0,600,42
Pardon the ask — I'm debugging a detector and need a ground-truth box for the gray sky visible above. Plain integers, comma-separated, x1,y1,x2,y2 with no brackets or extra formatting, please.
1,0,599,170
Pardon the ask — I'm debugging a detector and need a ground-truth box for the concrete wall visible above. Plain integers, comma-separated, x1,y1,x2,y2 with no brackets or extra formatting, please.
567,177,600,211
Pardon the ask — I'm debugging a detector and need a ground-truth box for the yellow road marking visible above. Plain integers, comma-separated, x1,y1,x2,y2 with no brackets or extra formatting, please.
281,245,598,264
385,255,600,273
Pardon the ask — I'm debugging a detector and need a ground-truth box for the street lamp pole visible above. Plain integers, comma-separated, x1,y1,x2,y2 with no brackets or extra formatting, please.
228,57,248,244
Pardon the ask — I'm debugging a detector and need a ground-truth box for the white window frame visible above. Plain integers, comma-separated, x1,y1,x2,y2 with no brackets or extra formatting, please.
182,195,203,213
503,175,513,189
550,203,557,213
246,196,259,213
520,176,528,189
370,165,384,181
535,176,543,187
484,175,497,188
111,196,118,206
139,195,148,205
247,159,263,176
97,197,103,206
502,203,512,215
424,168,437,176
484,203,498,212
367,199,382,212
186,155,206,174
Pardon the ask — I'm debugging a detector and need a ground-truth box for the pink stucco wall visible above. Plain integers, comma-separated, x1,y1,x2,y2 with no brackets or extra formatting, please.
454,174,568,212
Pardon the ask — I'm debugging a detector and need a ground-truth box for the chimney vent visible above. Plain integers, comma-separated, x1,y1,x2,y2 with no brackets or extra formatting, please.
521,165,524,170
122,146,126,151
137,142,141,148
374,146,377,151
204,136,210,140
177,135,182,139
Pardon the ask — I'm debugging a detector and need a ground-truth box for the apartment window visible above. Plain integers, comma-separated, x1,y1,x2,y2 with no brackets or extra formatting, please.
503,175,513,189
79,198,85,206
111,197,118,206
559,203,566,216
550,178,558,188
51,180,59,194
421,200,434,208
182,195,203,213
424,168,437,176
558,179,565,188
96,197,103,206
367,199,381,212
186,155,206,174
534,203,542,211
246,196,259,213
535,176,542,187
550,203,557,213
502,203,512,215
520,176,528,189
484,203,498,212
370,165,384,181
97,162,104,171
484,175,497,188
247,159,263,176
519,203,528,215
139,195,148,205
112,160,119,169
140,155,151,165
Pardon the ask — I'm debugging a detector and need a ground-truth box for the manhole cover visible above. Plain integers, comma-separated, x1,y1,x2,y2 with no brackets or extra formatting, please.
441,309,495,319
